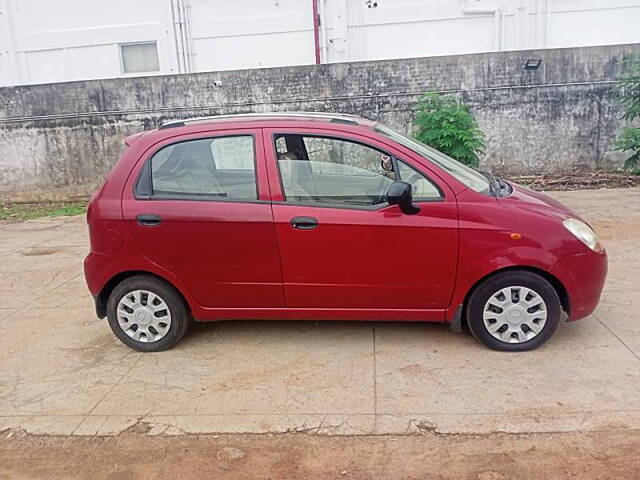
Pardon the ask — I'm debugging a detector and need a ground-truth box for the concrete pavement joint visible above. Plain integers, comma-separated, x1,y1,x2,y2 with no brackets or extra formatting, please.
5,407,640,418
372,322,378,433
598,319,640,362
85,353,144,416
23,271,84,309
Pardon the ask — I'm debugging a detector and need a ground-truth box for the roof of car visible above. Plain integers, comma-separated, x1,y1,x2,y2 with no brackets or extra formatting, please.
158,112,375,130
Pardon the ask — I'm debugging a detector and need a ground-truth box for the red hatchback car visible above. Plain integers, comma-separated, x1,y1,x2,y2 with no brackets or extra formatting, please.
84,112,607,352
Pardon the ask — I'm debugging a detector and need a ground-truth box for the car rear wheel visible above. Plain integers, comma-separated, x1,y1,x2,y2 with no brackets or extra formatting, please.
106,275,190,352
466,271,561,352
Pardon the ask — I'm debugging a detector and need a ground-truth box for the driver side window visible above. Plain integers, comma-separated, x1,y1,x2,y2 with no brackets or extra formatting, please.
275,135,394,207
396,160,442,200
274,134,442,207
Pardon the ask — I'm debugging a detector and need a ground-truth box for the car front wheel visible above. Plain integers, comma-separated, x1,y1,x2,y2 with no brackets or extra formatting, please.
106,275,190,352
466,271,561,352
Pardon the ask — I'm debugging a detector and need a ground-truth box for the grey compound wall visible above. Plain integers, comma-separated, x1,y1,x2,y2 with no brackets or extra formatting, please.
0,43,638,193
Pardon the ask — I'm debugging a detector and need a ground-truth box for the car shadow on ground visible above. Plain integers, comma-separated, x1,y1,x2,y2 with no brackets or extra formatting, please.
179,318,473,353
179,315,590,351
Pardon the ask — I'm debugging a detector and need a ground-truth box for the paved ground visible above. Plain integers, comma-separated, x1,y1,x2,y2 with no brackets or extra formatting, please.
0,188,639,437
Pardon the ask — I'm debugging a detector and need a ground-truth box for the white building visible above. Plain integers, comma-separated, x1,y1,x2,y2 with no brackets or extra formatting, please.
1,0,639,87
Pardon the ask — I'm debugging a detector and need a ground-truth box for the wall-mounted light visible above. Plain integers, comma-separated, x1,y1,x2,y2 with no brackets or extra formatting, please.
524,59,542,71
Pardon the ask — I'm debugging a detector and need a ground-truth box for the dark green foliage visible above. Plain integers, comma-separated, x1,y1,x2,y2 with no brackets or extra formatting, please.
614,128,640,172
613,58,640,172
412,92,485,167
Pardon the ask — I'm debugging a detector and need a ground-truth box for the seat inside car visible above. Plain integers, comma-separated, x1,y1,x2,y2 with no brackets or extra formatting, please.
153,140,223,196
277,151,316,201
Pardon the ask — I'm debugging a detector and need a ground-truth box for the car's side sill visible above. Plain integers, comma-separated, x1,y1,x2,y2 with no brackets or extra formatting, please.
192,307,447,323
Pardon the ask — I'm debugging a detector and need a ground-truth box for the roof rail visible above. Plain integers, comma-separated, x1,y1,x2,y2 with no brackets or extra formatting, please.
158,112,364,129
158,121,185,130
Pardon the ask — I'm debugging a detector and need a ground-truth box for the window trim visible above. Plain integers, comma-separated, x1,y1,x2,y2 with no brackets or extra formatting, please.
271,132,444,210
119,41,160,75
135,158,152,198
134,133,260,203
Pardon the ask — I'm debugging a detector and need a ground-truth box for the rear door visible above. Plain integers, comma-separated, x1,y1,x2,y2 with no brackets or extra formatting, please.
122,129,284,309
263,127,459,313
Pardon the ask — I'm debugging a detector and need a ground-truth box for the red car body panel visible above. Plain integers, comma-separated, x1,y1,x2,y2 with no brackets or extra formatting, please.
120,129,285,309
84,116,607,325
262,127,458,312
444,187,607,322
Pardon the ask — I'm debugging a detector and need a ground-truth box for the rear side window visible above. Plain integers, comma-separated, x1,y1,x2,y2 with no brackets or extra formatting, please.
142,135,257,201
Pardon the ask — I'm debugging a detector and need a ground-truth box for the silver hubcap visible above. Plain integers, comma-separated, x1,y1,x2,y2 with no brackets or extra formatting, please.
117,290,171,343
483,286,547,344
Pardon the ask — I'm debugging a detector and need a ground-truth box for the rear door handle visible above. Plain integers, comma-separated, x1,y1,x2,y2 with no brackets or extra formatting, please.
136,213,162,227
290,216,318,230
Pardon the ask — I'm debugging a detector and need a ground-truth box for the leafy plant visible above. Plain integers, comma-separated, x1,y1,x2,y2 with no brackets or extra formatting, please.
412,92,485,167
613,58,640,172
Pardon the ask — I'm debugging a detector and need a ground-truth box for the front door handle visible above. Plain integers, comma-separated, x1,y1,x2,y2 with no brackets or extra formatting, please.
290,216,318,230
136,213,162,227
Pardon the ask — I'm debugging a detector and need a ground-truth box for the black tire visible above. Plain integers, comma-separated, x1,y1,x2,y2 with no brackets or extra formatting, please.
106,274,191,352
466,270,561,352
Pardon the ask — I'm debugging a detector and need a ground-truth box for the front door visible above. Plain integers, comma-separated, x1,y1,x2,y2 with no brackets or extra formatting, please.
264,128,458,313
122,129,284,309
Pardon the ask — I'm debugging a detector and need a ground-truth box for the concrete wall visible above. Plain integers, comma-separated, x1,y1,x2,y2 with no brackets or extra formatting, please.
0,43,638,193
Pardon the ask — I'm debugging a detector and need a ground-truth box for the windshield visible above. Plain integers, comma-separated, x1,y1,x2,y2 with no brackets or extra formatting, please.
374,124,491,194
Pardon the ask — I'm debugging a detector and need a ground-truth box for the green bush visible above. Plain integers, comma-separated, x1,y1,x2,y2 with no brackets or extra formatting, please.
613,58,640,172
412,92,485,167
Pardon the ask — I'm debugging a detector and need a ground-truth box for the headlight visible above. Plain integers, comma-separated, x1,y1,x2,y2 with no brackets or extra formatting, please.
563,218,604,253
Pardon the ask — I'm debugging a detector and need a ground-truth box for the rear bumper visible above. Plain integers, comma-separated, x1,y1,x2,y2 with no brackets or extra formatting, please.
84,251,113,319
84,251,109,295
557,249,608,322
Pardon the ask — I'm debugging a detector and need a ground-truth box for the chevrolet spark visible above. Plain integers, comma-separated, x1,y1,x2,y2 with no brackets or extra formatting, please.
84,112,607,352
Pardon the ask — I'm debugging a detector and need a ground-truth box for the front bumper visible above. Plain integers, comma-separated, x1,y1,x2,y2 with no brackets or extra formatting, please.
557,249,608,322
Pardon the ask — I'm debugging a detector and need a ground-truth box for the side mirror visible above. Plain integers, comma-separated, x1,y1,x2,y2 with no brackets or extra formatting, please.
387,181,420,215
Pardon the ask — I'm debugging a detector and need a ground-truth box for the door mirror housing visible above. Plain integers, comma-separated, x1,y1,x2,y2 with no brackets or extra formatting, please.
387,181,420,215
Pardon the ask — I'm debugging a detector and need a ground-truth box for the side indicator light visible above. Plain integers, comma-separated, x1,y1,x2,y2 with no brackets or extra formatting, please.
510,233,522,240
